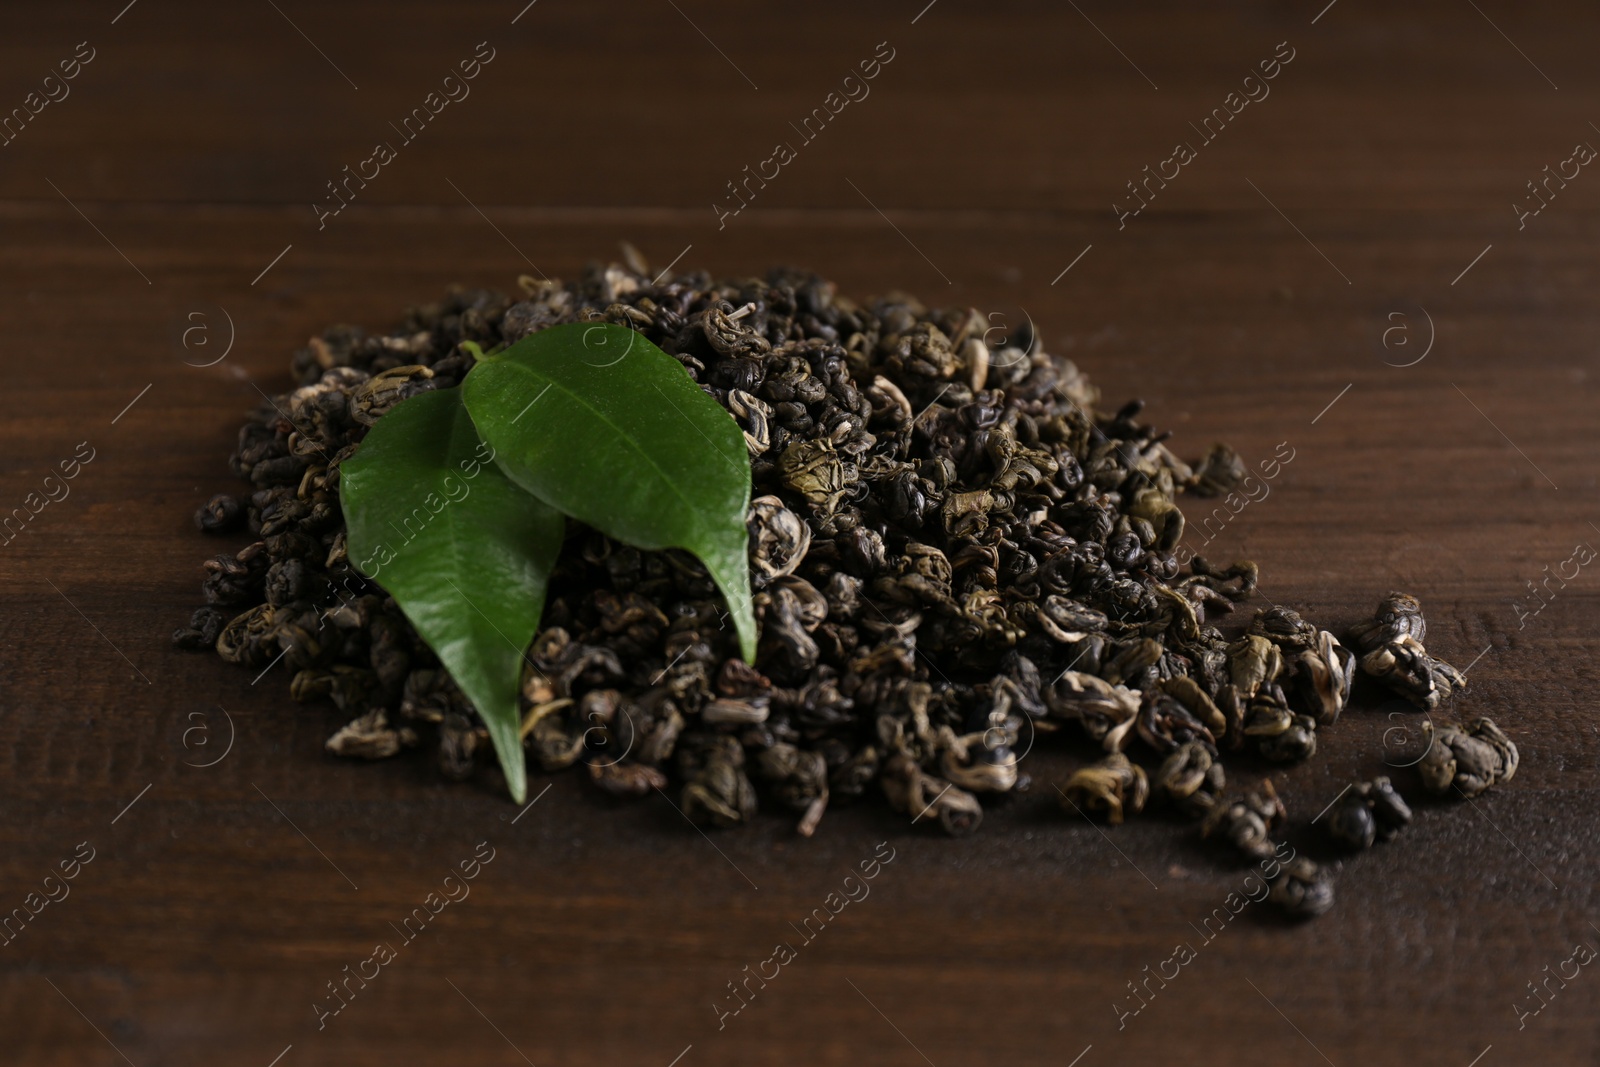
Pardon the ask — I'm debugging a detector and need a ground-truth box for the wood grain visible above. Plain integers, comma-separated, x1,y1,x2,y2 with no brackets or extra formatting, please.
3,1,1598,1064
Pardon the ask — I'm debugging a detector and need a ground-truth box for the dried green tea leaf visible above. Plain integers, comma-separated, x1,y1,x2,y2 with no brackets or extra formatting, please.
341,388,565,803
463,322,757,661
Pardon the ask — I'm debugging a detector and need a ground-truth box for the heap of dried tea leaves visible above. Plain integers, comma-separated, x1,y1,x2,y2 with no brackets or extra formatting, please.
176,257,1514,917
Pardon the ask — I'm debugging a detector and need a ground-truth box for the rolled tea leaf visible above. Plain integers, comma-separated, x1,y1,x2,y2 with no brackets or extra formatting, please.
464,322,757,661
341,388,565,803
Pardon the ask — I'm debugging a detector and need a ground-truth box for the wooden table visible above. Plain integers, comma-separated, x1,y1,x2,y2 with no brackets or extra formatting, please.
4,1,1596,1063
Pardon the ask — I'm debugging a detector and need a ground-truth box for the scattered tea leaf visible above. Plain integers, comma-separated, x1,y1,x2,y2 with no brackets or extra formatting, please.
341,388,565,803
463,322,757,660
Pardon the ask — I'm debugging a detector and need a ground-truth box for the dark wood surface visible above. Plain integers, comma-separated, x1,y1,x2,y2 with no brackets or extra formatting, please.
4,2,1599,1063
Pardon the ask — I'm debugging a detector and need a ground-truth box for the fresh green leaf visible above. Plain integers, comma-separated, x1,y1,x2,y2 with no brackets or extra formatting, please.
340,388,565,803
463,322,757,661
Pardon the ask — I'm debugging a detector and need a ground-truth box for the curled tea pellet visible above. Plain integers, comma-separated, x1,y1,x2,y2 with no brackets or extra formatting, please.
882,753,983,836
1201,782,1284,862
1267,855,1334,919
1419,717,1518,798
170,605,227,650
1155,741,1225,819
324,708,415,760
194,493,245,533
756,743,829,836
1327,794,1376,851
679,736,758,828
1253,608,1355,725
1059,752,1149,826
438,712,484,781
1350,592,1466,711
588,758,668,797
1348,592,1428,650
1256,709,1318,764
1326,776,1413,851
1364,776,1414,836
